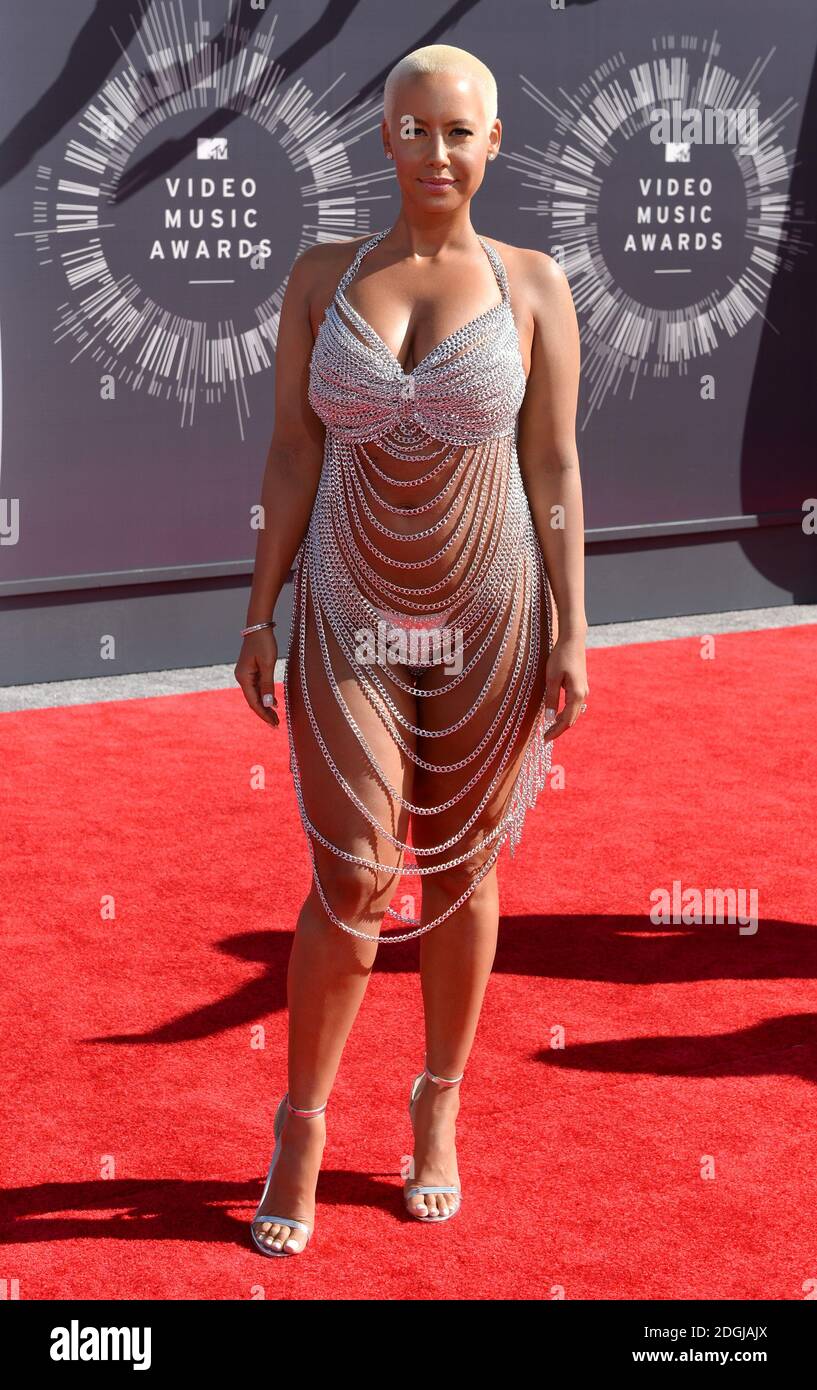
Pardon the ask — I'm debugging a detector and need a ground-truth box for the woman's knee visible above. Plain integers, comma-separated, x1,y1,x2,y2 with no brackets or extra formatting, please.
422,854,498,910
313,849,404,925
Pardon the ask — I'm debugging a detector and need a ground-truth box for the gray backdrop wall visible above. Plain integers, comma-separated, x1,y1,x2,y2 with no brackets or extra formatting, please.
1,0,815,684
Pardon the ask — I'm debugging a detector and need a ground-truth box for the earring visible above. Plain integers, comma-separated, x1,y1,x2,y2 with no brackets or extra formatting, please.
385,151,393,159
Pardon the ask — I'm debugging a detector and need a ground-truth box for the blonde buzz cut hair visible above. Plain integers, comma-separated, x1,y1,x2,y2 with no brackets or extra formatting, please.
384,44,498,129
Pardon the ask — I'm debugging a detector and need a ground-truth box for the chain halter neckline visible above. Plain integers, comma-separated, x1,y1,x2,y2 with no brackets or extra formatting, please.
334,229,512,379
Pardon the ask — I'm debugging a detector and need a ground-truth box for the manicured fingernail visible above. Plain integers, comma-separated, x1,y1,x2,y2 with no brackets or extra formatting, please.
545,707,556,718
262,693,274,707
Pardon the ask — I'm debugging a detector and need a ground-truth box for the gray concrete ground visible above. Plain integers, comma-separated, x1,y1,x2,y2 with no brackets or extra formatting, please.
1,603,814,712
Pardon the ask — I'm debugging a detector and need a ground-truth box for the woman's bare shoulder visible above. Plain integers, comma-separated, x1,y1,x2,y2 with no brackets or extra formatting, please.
480,236,578,370
290,235,370,290
288,235,372,329
481,235,567,293
280,233,369,333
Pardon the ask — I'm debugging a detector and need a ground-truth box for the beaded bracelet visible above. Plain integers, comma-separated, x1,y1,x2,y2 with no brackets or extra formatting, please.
241,620,276,636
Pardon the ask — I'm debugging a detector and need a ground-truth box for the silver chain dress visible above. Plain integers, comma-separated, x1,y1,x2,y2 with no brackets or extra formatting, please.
282,228,555,943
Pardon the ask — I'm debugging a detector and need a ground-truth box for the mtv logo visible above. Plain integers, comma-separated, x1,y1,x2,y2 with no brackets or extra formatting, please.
665,142,691,163
198,137,228,160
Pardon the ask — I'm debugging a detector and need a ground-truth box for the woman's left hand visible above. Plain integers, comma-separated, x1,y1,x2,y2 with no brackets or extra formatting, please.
543,632,589,741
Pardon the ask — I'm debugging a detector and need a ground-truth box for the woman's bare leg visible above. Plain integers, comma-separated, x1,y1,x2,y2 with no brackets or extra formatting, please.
405,865,499,1216
405,586,549,1217
253,605,415,1251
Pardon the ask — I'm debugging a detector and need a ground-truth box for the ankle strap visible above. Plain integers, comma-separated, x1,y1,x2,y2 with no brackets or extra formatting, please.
285,1093,328,1117
424,1059,464,1089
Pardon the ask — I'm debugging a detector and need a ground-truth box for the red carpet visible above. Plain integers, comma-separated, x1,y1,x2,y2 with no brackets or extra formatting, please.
2,624,815,1300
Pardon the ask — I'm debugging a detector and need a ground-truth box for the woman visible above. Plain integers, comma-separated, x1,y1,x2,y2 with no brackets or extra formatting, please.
234,43,589,1256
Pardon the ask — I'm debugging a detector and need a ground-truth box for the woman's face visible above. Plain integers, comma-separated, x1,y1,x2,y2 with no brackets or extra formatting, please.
383,72,500,207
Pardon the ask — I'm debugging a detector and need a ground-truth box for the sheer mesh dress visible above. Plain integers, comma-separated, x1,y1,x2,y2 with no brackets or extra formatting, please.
282,229,556,942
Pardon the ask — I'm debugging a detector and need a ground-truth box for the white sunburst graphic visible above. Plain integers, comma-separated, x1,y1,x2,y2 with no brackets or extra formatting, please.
18,0,390,437
507,30,811,427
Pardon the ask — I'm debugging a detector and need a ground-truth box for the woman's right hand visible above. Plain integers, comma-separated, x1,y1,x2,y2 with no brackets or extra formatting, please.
234,627,280,729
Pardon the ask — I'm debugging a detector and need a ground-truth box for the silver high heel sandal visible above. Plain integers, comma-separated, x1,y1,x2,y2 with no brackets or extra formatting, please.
250,1092,327,1256
404,1059,464,1222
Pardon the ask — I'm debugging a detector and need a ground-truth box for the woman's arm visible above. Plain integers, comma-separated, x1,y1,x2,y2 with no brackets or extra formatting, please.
244,249,326,627
234,247,327,727
516,251,589,738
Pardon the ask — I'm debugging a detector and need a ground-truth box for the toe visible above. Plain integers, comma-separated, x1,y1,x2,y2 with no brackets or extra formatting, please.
406,1188,428,1217
270,1223,290,1250
257,1221,283,1249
